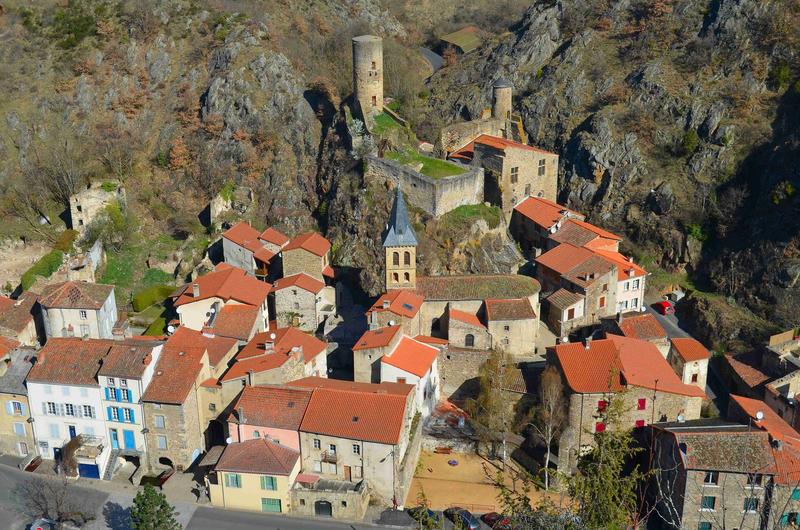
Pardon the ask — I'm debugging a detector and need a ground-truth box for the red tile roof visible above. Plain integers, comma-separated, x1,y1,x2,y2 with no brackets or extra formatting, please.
353,325,402,351
473,134,555,155
554,335,706,398
730,394,800,447
287,376,414,396
724,352,771,389
228,385,313,431
323,265,335,279
567,219,622,241
214,438,300,475
211,304,261,341
271,273,325,295
174,265,270,307
98,341,161,378
382,336,438,377
142,327,211,404
259,227,290,247
40,281,114,310
448,308,485,329
513,197,583,230
220,328,327,382
28,338,113,386
535,243,596,275
617,314,667,341
546,288,584,310
0,296,14,313
591,248,646,280
253,246,276,263
222,221,263,253
0,292,37,334
670,338,711,362
299,386,411,444
414,335,448,346
368,290,424,319
0,336,20,357
205,335,239,367
485,298,536,321
283,232,331,257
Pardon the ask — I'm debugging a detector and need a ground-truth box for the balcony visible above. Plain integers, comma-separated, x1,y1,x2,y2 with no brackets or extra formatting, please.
321,451,338,464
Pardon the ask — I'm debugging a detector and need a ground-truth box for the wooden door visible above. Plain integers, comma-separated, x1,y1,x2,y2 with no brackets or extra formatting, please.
344,465,352,481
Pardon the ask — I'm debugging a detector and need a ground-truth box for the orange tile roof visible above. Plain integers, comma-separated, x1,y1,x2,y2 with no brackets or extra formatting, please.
670,337,711,362
299,386,410,444
368,290,424,319
220,328,327,382
211,304,260,341
723,352,771,389
271,273,325,295
560,255,615,288
142,327,210,404
205,335,239,367
40,281,114,310
287,376,414,396
259,227,289,247
617,314,667,341
730,394,800,447
473,134,555,155
353,325,402,351
0,296,14,313
591,248,646,280
535,243,596,275
98,341,161,378
222,221,263,253
546,288,585,310
513,197,583,230
449,142,474,162
174,265,270,307
228,385,313,430
323,265,335,279
382,336,439,377
0,292,37,334
448,308,485,329
28,338,113,386
283,232,331,257
567,219,622,241
0,336,20,357
414,335,448,346
555,339,624,394
485,298,536,321
214,438,300,475
253,246,276,263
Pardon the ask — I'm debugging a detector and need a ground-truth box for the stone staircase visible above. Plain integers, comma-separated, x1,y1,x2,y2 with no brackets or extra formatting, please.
102,449,120,481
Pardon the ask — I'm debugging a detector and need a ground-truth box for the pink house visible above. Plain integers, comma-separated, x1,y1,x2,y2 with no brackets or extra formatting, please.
226,385,313,451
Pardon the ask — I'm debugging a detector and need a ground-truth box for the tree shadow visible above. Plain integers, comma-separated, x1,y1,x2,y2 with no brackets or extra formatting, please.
102,502,131,530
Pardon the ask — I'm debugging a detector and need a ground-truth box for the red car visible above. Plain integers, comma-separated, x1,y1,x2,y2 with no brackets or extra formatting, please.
653,300,675,315
482,512,514,529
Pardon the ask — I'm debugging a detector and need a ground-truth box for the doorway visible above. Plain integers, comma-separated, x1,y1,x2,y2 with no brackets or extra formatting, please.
123,430,135,450
344,465,351,481
68,425,77,439
110,429,119,450
315,500,332,517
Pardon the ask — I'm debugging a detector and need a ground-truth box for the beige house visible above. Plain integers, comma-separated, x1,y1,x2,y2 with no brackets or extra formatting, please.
39,281,117,340
271,274,335,332
221,221,289,280
668,337,711,390
0,293,40,346
352,325,403,383
208,438,301,514
0,345,35,457
485,298,537,355
367,290,424,337
282,232,334,283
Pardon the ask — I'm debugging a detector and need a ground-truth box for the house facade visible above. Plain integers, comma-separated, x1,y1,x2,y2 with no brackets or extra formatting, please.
367,290,423,337
282,232,334,283
226,385,313,451
352,326,402,383
272,273,335,332
0,346,35,457
380,336,440,417
39,281,117,340
221,222,289,279
668,338,711,390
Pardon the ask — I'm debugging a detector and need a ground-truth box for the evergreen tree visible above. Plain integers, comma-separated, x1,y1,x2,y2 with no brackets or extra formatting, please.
130,485,182,530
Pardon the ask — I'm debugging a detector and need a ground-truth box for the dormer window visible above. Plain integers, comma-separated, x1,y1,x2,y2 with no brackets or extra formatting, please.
108,378,115,387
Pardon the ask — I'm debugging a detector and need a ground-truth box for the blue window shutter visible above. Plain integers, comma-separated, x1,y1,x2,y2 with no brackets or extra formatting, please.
20,403,26,417
4,401,12,415
104,387,109,400
129,409,135,423
128,391,133,403
106,407,113,421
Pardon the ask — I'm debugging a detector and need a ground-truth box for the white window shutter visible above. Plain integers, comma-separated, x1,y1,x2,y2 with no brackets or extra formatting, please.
4,401,12,415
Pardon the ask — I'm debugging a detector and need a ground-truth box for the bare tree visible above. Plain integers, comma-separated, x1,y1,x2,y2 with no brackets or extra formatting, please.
14,475,93,525
24,126,91,206
528,365,565,490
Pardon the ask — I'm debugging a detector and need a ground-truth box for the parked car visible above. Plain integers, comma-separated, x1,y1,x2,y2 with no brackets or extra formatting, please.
28,519,55,530
444,507,481,530
653,300,674,315
482,512,514,529
408,506,445,528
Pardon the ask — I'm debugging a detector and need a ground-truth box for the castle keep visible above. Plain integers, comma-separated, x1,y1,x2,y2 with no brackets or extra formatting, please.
352,35,384,122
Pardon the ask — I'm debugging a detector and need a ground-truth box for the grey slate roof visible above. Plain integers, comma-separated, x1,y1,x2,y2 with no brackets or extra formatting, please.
494,77,513,88
383,187,418,248
0,347,35,395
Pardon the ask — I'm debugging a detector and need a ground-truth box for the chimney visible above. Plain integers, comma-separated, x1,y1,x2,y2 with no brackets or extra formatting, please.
291,346,303,361
618,311,624,323
237,406,246,424
247,370,254,386
628,256,634,263
192,283,200,297
584,337,592,350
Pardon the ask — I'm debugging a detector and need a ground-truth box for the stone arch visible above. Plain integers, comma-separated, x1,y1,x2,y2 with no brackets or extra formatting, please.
465,334,475,347
403,251,411,265
393,252,400,266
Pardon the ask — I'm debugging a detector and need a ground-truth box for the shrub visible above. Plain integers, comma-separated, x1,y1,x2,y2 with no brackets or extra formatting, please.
218,181,236,202
21,250,64,290
53,230,79,252
52,4,97,49
769,62,792,91
680,129,700,156
132,284,175,312
100,181,118,193
686,223,708,242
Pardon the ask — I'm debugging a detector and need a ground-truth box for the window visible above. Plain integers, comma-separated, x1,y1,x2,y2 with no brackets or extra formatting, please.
632,279,640,290
631,298,639,309
65,404,75,417
123,409,132,422
13,422,25,436
300,499,306,506
599,296,606,309
392,252,399,266
253,431,261,438
397,378,406,385
79,310,87,320
354,465,363,478
404,251,411,266
261,498,281,513
313,439,321,450
371,61,376,69
154,415,165,429
595,422,606,433
623,282,630,292
510,167,519,184
18,442,28,456
743,497,759,512
80,325,90,337
353,444,361,455
792,488,800,501
109,388,118,400
502,338,509,345
313,461,322,473
465,334,475,347
109,377,116,386
537,159,546,176
602,283,608,292
567,307,575,320
156,435,167,450
46,402,57,415
261,476,277,491
525,184,531,196
704,471,719,485
110,408,120,421
328,444,336,454
11,401,23,415
692,373,699,383
504,325,510,331
747,474,763,487
698,523,712,530
49,423,59,438
404,272,410,282
635,420,645,428
371,95,377,107
597,400,607,411
637,398,646,410
392,273,399,282
701,496,716,511
82,405,93,418
120,389,130,402
120,379,127,388
341,501,347,507
208,403,216,412
225,473,242,488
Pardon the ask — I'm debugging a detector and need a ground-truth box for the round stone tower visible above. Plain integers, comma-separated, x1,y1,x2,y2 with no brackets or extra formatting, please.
492,77,513,120
352,35,384,119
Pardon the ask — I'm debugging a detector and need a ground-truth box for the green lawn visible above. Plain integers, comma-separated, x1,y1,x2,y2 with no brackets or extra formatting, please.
439,203,502,232
385,150,466,179
372,112,403,136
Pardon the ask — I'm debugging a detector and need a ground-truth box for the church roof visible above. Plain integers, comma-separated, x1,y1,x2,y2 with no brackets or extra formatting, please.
383,188,418,248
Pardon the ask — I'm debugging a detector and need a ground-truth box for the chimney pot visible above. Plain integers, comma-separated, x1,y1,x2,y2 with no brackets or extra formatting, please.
192,283,200,297
382,300,390,309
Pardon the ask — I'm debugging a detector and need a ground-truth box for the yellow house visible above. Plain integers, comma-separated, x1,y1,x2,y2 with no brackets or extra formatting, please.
0,344,35,457
208,438,301,514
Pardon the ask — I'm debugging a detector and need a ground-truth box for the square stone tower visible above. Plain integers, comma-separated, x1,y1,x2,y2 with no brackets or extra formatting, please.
352,35,384,120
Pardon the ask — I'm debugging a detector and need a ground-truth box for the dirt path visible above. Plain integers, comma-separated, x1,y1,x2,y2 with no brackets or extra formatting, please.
0,239,50,290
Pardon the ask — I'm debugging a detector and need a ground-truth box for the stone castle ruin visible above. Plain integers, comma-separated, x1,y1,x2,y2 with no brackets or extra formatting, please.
352,35,384,125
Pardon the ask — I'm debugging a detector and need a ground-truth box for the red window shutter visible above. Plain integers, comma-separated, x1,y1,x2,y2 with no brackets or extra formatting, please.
635,420,645,428
597,400,607,411
595,422,606,433
638,398,646,410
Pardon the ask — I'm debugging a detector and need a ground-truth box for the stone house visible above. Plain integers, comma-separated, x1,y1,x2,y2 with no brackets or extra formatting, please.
221,221,289,280
226,385,313,451
141,327,238,472
218,327,328,406
69,181,125,235
511,197,585,258
172,264,270,342
0,345,35,457
605,312,670,357
271,273,335,332
290,377,417,503
380,336,440,417
366,290,424,337
551,334,706,475
352,325,403,383
0,293,40,346
282,232,335,283
207,438,301,514
668,338,711,390
450,134,558,216
40,281,117,340
445,306,491,350
485,298,537,355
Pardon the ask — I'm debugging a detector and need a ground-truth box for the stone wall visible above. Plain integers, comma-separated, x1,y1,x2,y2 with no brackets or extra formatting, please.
222,237,255,275
364,156,484,217
274,288,317,331
283,249,325,282
438,118,505,155
446,314,491,351
143,396,203,472
681,469,769,530
353,340,397,384
437,347,489,402
291,481,370,520
371,311,421,337
488,317,538,356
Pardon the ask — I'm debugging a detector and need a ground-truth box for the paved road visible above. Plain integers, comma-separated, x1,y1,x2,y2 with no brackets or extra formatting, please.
187,506,388,530
644,303,689,339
